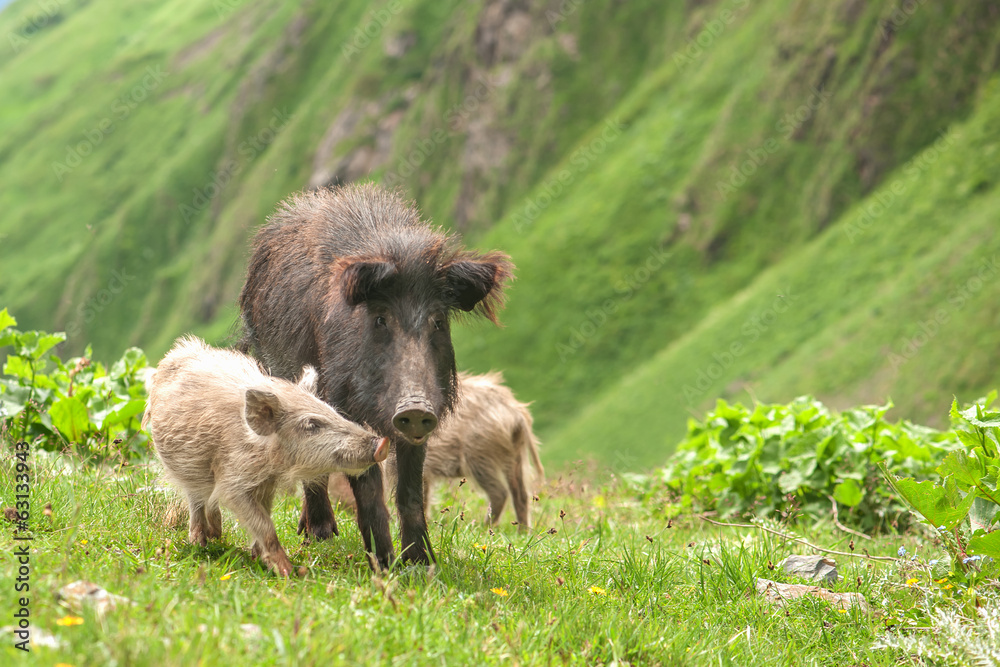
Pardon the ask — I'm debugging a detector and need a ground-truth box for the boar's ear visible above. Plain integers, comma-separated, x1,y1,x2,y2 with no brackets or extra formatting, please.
444,252,514,324
245,388,284,436
298,366,318,395
341,260,397,306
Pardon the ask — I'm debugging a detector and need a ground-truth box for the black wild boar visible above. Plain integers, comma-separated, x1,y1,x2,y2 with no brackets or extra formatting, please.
144,336,389,577
238,183,512,566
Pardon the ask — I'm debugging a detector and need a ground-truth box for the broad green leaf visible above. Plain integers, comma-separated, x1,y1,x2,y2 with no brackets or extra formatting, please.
30,332,66,360
12,331,54,359
955,428,988,453
833,479,864,507
0,308,15,331
778,470,805,494
50,396,90,442
958,403,1000,429
879,464,975,530
969,497,999,533
3,355,34,380
939,450,986,487
0,381,31,417
101,398,147,429
967,531,1000,560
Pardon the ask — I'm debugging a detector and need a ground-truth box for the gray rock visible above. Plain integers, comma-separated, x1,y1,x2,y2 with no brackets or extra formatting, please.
781,554,839,583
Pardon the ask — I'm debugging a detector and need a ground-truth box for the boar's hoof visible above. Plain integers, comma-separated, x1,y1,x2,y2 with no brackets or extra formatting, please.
297,505,339,541
392,409,438,443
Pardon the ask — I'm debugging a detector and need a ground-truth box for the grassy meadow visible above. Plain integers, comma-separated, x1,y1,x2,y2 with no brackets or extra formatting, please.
0,445,978,666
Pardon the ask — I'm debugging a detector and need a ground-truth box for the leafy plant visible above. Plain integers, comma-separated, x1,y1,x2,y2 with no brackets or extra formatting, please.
0,308,150,460
881,392,1000,570
660,396,957,532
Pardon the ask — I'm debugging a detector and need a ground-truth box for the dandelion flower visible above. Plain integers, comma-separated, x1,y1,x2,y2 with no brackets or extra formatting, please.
589,586,606,595
475,543,487,552
220,573,233,581
56,616,84,626
838,609,848,614
490,587,508,597
80,540,88,546
905,578,919,587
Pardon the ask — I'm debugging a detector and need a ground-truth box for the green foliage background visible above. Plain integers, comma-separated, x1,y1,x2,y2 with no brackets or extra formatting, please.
2,0,999,468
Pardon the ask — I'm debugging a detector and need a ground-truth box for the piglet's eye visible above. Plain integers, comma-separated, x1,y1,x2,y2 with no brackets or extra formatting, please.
433,319,444,331
305,419,322,431
375,316,387,327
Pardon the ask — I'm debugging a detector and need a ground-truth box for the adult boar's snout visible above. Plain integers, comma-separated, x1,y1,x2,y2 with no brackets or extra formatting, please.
392,403,438,443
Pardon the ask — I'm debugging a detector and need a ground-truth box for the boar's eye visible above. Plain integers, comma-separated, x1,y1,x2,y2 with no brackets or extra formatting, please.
433,318,444,331
375,315,387,328
305,419,323,431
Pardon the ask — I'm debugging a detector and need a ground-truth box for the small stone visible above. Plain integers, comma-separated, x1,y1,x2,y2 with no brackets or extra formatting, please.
782,554,839,583
56,581,133,616
753,578,868,613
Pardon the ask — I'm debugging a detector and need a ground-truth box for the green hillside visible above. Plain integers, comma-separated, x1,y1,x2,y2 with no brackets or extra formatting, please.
3,0,1000,470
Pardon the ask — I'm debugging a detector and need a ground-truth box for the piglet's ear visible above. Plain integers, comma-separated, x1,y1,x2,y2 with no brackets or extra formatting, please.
298,366,318,395
341,260,397,306
444,252,514,324
245,388,283,436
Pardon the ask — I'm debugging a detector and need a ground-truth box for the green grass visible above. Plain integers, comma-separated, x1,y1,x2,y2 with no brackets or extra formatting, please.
0,447,971,666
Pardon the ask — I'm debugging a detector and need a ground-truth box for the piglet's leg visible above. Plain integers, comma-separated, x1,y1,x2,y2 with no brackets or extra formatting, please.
205,502,223,541
395,441,435,566
506,452,530,531
469,460,508,526
226,490,294,577
187,495,211,547
297,479,339,540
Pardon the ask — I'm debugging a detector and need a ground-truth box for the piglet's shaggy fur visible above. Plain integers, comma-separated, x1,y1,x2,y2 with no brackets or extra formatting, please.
144,336,388,576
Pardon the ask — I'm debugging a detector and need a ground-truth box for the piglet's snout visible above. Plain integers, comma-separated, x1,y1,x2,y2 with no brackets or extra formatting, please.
373,437,390,463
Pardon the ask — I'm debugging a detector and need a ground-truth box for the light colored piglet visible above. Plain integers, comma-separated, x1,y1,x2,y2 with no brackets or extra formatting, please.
379,372,543,530
144,336,388,576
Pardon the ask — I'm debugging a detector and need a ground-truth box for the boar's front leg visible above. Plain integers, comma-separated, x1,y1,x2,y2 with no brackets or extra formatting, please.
395,440,435,565
348,464,394,569
297,479,339,540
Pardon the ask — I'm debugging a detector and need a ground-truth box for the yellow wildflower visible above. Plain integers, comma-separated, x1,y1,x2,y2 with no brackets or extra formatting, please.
905,578,919,587
220,573,233,581
56,616,84,626
490,587,508,597
589,586,606,595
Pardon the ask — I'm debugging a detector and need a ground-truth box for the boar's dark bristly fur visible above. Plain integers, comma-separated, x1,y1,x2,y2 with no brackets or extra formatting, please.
238,183,513,567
